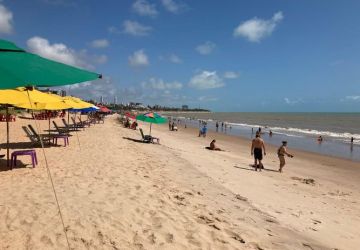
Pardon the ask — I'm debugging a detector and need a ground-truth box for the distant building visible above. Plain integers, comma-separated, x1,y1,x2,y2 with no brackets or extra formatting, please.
100,96,104,103
182,105,189,110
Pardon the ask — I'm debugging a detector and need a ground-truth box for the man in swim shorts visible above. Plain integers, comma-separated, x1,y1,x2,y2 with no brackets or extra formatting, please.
251,134,266,171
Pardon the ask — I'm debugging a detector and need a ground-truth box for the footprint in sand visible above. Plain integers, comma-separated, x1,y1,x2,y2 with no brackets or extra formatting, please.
224,229,246,244
40,235,54,246
235,194,248,202
165,233,174,243
147,233,156,244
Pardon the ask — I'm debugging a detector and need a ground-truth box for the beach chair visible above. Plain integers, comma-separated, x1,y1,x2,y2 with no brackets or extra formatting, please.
139,128,160,144
62,118,80,131
52,121,71,135
78,116,91,127
22,126,51,146
71,117,85,129
28,124,59,140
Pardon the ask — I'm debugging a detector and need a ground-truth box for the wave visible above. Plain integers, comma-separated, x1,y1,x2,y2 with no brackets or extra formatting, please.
215,121,360,144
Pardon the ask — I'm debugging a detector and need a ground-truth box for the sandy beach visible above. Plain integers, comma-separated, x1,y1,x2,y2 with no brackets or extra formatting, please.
1,114,359,249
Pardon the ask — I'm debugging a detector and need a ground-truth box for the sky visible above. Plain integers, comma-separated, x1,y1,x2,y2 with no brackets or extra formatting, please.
1,0,360,112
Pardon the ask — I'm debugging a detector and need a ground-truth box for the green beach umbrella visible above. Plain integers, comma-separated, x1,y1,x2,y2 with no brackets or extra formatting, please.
0,39,101,89
136,112,167,135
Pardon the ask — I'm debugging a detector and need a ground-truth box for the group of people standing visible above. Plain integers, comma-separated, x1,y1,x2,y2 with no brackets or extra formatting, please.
215,121,232,132
251,133,293,172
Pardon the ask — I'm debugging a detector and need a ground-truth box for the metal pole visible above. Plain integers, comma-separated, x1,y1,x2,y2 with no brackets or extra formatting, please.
6,106,10,168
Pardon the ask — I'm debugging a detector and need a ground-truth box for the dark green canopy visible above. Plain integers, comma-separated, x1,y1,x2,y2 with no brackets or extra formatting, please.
0,39,101,89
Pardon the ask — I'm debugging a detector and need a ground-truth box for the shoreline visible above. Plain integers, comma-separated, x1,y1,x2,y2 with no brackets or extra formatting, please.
163,114,360,162
164,122,360,168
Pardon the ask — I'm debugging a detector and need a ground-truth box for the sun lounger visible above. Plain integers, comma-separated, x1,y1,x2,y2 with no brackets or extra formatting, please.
52,121,71,135
71,117,85,129
28,124,57,139
139,128,160,144
62,118,81,131
78,116,91,127
22,126,51,146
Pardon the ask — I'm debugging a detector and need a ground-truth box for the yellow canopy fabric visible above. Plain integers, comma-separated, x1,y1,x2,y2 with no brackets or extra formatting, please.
63,96,93,109
0,87,71,110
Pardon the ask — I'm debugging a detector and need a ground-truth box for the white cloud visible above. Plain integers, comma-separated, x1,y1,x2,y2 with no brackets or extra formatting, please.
27,36,107,70
223,71,240,79
198,96,218,102
169,54,182,63
284,97,302,105
0,3,13,34
123,20,152,36
128,49,149,67
189,71,224,89
132,0,158,17
345,96,360,101
196,41,216,55
233,11,284,42
108,26,120,34
142,77,182,90
63,76,119,101
90,39,109,48
161,0,186,14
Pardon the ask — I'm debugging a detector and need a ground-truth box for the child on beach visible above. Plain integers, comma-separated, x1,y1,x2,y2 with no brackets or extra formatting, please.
277,141,294,173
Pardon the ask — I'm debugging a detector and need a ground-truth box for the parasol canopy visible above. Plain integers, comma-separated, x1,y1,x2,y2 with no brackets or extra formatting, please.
0,39,101,89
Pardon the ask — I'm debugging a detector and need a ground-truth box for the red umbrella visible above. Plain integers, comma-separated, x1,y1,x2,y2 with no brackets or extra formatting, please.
98,105,111,113
125,112,136,119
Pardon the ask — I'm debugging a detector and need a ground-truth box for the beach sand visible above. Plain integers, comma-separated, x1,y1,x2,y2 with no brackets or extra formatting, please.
0,114,359,249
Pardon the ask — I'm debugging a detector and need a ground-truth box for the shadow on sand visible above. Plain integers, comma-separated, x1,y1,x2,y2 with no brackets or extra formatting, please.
0,142,55,149
122,137,147,143
233,165,279,173
0,159,31,172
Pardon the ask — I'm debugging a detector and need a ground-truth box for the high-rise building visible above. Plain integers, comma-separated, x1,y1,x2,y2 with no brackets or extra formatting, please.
182,105,189,110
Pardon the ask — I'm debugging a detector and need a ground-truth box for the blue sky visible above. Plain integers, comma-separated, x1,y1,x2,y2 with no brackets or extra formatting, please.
1,0,360,111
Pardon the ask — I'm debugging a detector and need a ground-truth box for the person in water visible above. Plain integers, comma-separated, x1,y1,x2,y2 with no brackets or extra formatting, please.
317,136,323,142
277,141,294,173
251,134,266,171
209,139,222,151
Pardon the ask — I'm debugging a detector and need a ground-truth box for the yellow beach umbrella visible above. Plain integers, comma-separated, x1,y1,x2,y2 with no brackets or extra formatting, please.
0,87,71,165
0,87,71,110
63,96,93,109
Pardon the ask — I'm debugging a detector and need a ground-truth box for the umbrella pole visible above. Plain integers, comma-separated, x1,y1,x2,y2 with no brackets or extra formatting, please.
48,116,51,145
150,123,152,136
6,105,10,168
67,111,70,124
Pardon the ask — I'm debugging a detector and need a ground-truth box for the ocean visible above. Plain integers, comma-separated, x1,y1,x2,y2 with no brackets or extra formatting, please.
164,112,360,162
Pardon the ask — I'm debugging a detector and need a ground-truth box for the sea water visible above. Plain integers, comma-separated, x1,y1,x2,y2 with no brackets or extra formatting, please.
165,112,360,162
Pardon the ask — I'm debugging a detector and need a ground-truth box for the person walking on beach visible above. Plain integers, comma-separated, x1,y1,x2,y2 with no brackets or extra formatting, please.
216,121,219,132
251,134,266,171
277,141,294,173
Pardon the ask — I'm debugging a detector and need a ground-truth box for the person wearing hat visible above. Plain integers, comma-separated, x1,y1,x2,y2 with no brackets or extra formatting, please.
277,141,294,173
